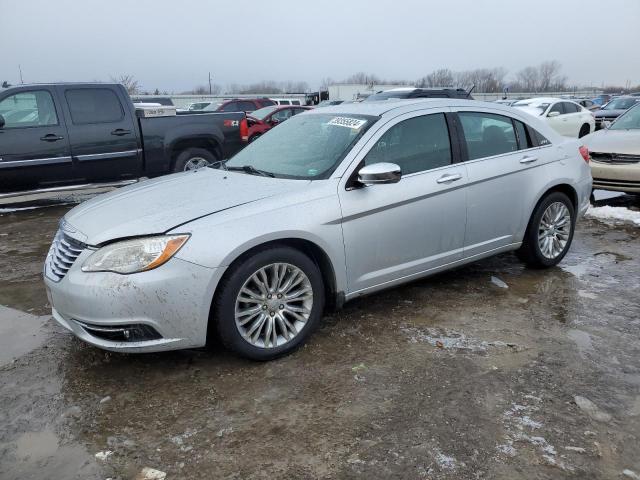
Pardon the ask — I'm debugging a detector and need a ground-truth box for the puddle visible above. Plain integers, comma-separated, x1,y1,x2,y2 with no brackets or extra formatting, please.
15,429,59,459
0,306,50,366
567,329,593,356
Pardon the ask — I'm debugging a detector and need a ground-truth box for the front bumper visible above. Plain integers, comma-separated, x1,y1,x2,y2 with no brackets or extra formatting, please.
44,250,224,353
591,160,640,193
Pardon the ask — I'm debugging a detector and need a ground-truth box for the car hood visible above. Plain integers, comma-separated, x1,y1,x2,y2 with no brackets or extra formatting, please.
594,109,626,118
582,128,640,155
62,169,311,245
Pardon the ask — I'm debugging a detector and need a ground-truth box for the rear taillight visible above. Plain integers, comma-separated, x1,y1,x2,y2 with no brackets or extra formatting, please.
240,118,249,142
579,145,590,163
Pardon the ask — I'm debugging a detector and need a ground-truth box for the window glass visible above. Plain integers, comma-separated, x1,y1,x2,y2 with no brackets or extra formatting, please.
0,90,58,127
279,100,290,105
226,113,378,179
529,127,551,146
549,103,564,115
514,120,534,149
364,113,452,175
221,102,239,112
259,99,275,107
291,100,301,105
458,112,517,160
237,101,256,112
272,109,293,122
563,102,579,113
66,88,123,124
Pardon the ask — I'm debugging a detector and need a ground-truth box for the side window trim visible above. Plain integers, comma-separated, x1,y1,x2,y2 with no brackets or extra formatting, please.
0,89,60,129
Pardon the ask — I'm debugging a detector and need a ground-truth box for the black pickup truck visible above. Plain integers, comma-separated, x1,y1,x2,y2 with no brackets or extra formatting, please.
0,83,248,195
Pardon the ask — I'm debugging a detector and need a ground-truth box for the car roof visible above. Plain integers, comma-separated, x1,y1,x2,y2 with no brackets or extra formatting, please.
305,98,520,117
514,97,564,104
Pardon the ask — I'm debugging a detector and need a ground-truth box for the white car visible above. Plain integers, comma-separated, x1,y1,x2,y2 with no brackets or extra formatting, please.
513,97,595,138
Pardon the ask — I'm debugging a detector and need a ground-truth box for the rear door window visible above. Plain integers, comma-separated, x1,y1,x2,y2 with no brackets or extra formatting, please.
221,102,239,112
237,101,257,112
458,112,518,160
0,90,58,127
364,113,452,175
65,88,124,124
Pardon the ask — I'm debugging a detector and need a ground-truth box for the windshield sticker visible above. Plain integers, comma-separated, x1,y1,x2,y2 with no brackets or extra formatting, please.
328,117,367,129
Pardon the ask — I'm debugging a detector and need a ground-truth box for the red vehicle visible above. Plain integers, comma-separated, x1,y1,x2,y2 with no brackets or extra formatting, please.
214,98,275,113
246,105,313,142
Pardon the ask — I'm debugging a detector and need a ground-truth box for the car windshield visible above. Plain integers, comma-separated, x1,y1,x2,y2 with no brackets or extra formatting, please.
609,105,640,130
226,113,378,179
250,106,279,120
603,98,638,110
363,90,414,102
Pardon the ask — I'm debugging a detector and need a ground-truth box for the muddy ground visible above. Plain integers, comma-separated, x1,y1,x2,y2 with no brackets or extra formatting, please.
0,196,639,480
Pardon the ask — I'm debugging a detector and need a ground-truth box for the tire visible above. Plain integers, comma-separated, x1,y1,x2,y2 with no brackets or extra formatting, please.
248,134,261,143
516,192,575,268
212,246,325,361
578,124,590,138
173,147,219,172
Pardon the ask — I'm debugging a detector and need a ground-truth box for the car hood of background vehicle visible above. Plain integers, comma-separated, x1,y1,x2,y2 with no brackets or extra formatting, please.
63,169,311,245
594,109,627,118
583,129,640,155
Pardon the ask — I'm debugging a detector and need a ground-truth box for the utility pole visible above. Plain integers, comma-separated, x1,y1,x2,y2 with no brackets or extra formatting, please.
208,72,212,94
18,64,24,84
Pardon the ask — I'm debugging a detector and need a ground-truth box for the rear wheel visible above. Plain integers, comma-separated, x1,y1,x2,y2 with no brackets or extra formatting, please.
212,246,325,361
173,147,219,172
578,124,590,138
517,192,575,268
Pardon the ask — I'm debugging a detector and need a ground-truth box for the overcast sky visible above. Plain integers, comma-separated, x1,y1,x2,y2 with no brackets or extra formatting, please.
2,0,639,91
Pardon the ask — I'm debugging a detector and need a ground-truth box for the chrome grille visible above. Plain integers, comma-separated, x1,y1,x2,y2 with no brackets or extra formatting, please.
46,230,85,282
591,152,640,164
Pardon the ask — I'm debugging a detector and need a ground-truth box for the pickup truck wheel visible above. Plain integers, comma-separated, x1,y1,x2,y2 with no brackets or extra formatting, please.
212,246,325,361
174,148,219,172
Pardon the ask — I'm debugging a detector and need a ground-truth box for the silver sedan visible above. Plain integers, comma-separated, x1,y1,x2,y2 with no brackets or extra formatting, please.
44,99,592,360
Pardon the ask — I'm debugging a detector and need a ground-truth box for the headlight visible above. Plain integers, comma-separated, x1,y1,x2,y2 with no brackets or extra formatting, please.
81,234,190,274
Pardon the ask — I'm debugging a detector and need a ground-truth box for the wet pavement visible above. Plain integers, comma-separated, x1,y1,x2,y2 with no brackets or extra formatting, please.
1,197,639,479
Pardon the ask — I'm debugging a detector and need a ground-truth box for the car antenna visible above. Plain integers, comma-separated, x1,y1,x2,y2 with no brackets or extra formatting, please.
467,84,475,98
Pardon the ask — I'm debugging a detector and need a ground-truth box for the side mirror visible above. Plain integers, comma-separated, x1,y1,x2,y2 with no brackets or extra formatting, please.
0,114,4,128
548,111,560,118
357,162,401,185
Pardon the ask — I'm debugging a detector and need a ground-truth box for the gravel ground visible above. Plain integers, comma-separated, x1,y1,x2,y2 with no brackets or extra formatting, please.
0,195,639,480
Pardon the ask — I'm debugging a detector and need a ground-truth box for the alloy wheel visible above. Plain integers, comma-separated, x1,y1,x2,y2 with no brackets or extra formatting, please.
184,157,211,170
537,202,571,259
234,263,313,348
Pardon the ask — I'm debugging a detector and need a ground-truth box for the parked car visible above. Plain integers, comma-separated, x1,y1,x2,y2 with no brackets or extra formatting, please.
130,96,174,106
573,98,599,111
246,105,313,142
184,101,214,111
44,99,591,360
512,97,595,138
592,96,640,130
364,87,473,102
270,98,304,106
213,98,275,113
582,104,640,193
0,83,248,195
316,100,344,107
592,94,613,106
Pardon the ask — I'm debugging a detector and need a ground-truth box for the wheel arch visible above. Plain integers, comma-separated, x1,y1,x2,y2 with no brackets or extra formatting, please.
209,237,341,324
169,137,222,169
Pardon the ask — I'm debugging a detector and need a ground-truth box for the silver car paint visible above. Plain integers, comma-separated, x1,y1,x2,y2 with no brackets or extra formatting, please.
44,99,592,352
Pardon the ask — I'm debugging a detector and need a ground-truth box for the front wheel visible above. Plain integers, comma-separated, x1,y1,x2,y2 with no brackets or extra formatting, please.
517,192,575,268
212,246,325,360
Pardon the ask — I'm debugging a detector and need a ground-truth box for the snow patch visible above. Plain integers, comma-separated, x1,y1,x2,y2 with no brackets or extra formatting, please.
586,206,640,226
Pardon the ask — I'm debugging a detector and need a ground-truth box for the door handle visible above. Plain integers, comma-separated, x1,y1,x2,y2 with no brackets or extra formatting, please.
111,129,132,136
520,155,538,164
40,134,64,142
436,173,462,184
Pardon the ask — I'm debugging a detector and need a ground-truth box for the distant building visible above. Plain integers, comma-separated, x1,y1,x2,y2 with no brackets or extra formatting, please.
328,83,413,101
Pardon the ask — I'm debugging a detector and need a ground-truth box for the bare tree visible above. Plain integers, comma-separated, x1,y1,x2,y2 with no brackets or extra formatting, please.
416,68,454,88
343,72,381,85
1,81,10,88
515,66,540,92
110,74,141,95
538,61,565,91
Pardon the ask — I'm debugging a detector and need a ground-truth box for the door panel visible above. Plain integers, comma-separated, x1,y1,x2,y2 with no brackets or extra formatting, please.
0,88,73,192
456,110,533,256
59,86,141,182
338,111,467,294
